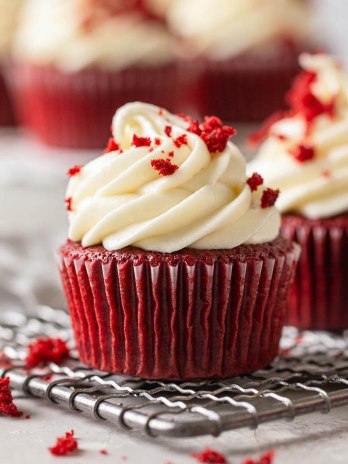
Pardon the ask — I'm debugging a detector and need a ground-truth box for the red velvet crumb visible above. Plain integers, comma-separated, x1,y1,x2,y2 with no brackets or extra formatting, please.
100,449,108,455
155,137,162,146
132,134,152,147
192,448,227,464
25,415,31,419
247,173,264,192
65,197,73,212
291,144,315,163
188,116,236,153
173,134,188,148
49,430,78,457
151,158,179,176
243,450,275,464
261,188,280,209
0,377,23,418
26,337,70,367
67,165,82,177
0,352,12,369
286,71,335,125
104,137,119,153
165,125,172,137
322,170,331,178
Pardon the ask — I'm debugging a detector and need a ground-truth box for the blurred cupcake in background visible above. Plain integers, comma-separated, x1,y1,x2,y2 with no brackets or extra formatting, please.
249,53,348,331
168,0,315,122
10,0,177,149
0,0,22,126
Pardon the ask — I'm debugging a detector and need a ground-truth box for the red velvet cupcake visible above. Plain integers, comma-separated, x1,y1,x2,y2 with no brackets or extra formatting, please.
249,53,348,330
168,0,315,121
9,0,178,149
58,102,299,379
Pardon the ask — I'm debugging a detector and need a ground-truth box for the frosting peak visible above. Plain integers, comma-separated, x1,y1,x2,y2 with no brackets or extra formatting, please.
67,102,280,252
249,54,348,219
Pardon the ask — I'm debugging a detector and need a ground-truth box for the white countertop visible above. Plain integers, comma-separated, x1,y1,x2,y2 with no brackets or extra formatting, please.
1,130,348,464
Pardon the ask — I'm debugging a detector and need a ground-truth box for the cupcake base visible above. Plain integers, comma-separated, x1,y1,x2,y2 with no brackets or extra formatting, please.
0,65,15,126
58,238,299,380
281,214,348,331
9,63,181,149
190,43,305,122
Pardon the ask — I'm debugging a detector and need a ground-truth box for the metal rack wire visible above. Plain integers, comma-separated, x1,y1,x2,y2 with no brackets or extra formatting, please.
1,306,348,438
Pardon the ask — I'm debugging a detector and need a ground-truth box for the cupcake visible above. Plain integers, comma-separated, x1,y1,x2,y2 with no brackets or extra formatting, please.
10,0,177,149
58,101,300,380
0,0,22,125
168,0,314,121
249,53,348,331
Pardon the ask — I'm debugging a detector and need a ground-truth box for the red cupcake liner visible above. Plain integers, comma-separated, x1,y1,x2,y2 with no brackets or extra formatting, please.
8,62,181,149
0,65,16,126
281,214,348,331
186,44,308,122
58,238,300,380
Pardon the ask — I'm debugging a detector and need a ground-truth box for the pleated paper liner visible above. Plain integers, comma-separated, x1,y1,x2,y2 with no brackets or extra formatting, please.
58,238,300,380
0,65,16,126
282,214,348,331
8,62,181,149
186,43,306,122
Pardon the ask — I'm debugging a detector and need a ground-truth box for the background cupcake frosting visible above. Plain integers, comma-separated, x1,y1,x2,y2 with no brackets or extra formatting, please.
0,0,22,58
13,0,175,72
250,53,348,219
168,0,312,59
67,102,280,252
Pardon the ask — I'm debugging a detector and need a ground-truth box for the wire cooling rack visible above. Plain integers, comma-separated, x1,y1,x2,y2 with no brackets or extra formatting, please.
1,306,348,438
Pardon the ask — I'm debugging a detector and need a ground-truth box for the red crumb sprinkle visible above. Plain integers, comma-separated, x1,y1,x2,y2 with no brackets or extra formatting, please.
173,134,188,148
291,143,315,163
25,415,31,420
276,134,288,141
0,377,23,418
121,456,128,461
64,197,73,212
322,169,331,178
104,137,119,154
155,137,162,146
158,108,164,116
165,125,172,137
168,151,174,158
100,449,108,455
67,164,82,177
177,112,191,122
43,374,53,382
132,134,152,147
49,430,78,457
243,450,275,464
151,158,179,176
261,188,280,209
26,338,69,367
247,172,264,192
188,116,236,153
192,448,227,464
286,70,335,125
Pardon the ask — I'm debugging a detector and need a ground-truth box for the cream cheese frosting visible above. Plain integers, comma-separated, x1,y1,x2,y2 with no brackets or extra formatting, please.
0,0,22,58
168,0,311,60
13,0,174,71
66,102,280,252
249,54,348,219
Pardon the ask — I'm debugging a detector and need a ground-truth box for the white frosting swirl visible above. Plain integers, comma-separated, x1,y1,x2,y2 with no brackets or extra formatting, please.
66,102,280,252
168,0,311,60
13,0,174,71
0,0,22,58
249,54,348,219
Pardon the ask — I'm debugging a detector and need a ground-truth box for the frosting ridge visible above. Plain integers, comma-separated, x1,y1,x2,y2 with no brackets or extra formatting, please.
67,102,280,252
